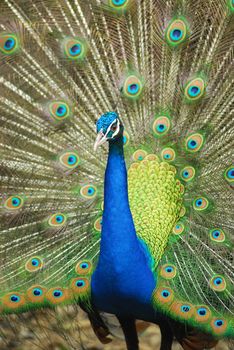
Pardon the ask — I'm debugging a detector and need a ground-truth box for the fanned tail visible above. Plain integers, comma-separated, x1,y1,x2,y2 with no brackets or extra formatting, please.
0,0,234,348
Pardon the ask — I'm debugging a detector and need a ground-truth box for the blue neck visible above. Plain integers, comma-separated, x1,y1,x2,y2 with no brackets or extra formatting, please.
91,136,156,319
100,137,139,254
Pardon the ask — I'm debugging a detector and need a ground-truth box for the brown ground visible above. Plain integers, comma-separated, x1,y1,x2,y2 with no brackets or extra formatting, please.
0,306,231,350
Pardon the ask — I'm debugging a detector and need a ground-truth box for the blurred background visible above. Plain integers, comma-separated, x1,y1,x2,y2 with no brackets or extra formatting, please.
0,306,231,350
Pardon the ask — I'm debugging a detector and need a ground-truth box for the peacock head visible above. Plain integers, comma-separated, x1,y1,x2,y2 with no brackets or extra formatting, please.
94,112,123,151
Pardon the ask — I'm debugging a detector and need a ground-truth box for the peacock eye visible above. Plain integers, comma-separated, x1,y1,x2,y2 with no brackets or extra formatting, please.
62,37,87,60
25,256,44,272
210,228,225,242
224,165,234,183
112,0,127,5
209,275,226,292
49,101,71,122
165,19,188,47
80,184,97,199
198,308,206,316
0,33,19,55
160,264,177,279
122,75,143,99
185,133,204,152
33,288,43,296
161,147,176,162
111,123,117,132
4,195,24,210
184,78,205,102
194,305,211,322
10,295,20,302
110,0,129,10
193,196,209,211
181,305,191,313
180,166,196,182
53,290,63,298
173,221,185,235
59,151,80,169
48,213,67,227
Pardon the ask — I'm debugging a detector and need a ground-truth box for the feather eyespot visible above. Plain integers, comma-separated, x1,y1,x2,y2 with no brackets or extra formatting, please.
27,285,47,302
63,38,87,60
123,131,130,146
53,290,63,298
122,75,143,99
76,280,85,287
155,286,174,304
0,33,19,55
166,19,188,47
180,166,196,182
69,44,81,56
185,133,204,152
25,256,44,272
211,318,227,334
173,222,185,235
46,287,69,304
70,277,89,294
161,290,170,298
75,260,92,275
33,288,42,296
109,0,129,10
209,228,225,242
59,151,80,169
181,305,191,313
153,116,171,137
195,306,211,322
224,165,234,183
209,275,226,292
48,213,67,227
193,196,209,211
2,292,25,309
4,195,24,210
161,148,175,162
94,217,102,232
132,149,147,161
10,295,20,303
80,185,97,199
198,308,207,315
49,101,71,121
111,0,128,6
184,78,205,102
160,264,177,279
171,301,194,319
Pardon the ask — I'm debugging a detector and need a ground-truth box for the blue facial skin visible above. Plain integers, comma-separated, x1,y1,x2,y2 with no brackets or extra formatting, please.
92,112,157,321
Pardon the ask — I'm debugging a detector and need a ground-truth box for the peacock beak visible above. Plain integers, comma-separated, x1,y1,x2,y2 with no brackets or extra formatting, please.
94,131,107,151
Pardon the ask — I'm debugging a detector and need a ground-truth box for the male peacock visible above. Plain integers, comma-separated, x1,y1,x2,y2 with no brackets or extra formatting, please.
0,0,233,350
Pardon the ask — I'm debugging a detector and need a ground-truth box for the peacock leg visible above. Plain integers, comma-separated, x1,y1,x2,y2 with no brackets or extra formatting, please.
79,302,112,344
158,321,174,350
117,316,139,350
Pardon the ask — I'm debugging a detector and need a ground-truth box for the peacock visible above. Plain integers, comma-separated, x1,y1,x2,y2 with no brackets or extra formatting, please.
0,0,233,349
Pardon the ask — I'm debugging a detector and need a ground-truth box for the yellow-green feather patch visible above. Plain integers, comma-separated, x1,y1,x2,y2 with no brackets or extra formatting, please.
128,156,183,263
